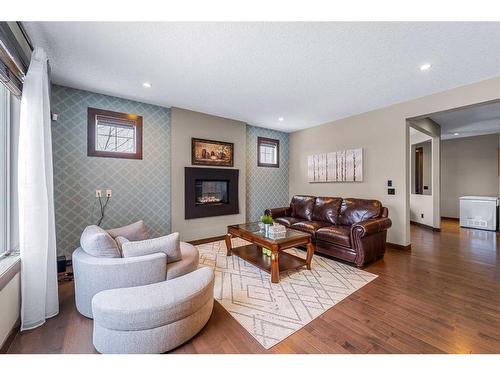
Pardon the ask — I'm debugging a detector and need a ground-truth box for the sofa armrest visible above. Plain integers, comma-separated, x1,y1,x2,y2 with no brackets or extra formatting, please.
351,217,392,238
264,207,291,218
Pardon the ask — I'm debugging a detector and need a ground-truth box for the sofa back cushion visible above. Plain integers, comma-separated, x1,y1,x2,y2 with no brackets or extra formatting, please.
106,220,149,241
290,195,315,220
311,196,342,224
80,225,121,258
339,198,382,226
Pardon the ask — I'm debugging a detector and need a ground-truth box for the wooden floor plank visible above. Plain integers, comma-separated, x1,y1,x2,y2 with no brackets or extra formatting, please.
6,219,500,354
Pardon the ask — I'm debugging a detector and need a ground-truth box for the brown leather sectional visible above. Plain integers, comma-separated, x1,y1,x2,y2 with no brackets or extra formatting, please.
265,195,392,267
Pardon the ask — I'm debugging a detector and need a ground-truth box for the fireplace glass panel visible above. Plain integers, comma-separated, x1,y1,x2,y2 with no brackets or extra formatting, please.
195,180,229,205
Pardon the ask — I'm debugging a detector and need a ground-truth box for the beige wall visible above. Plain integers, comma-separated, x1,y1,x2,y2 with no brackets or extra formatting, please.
0,272,20,348
171,108,247,241
289,76,500,246
441,134,499,218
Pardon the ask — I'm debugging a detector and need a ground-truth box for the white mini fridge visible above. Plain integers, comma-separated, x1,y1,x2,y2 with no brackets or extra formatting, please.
459,196,499,231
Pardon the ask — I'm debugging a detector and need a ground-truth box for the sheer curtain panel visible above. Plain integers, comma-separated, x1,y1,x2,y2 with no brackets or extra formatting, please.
18,47,58,330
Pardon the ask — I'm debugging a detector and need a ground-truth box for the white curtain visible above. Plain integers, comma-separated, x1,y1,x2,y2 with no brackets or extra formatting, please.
18,47,59,330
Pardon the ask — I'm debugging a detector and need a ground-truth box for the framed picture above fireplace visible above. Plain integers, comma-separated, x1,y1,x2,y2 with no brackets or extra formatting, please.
192,138,234,167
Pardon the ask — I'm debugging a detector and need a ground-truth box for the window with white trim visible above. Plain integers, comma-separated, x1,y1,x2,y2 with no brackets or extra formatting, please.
257,137,280,168
0,84,9,258
87,107,143,160
0,85,9,256
0,83,19,260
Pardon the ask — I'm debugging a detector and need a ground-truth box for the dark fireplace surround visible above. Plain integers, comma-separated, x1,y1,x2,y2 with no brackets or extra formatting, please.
185,167,239,219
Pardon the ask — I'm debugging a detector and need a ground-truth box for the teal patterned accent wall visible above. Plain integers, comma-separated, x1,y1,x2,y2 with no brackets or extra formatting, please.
51,85,171,258
246,125,289,222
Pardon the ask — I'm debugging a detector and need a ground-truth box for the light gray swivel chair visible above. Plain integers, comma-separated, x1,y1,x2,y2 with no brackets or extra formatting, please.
73,222,199,318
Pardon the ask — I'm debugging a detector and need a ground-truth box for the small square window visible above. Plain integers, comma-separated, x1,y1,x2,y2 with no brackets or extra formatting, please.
257,137,279,168
87,107,143,159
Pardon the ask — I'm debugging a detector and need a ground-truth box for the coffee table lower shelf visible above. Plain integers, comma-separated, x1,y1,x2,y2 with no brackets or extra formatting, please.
231,244,307,275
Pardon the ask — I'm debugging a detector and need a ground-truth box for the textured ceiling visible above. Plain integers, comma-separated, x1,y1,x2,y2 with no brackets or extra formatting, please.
430,101,500,140
25,22,500,132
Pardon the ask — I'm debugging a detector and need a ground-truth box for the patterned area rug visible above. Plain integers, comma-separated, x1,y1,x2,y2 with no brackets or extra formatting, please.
197,238,377,349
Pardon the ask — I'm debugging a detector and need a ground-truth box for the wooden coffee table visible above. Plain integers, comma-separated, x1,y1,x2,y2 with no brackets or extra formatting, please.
225,223,315,283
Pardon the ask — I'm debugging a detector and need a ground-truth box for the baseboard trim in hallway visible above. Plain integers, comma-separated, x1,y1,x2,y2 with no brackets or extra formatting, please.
410,221,441,232
386,242,411,251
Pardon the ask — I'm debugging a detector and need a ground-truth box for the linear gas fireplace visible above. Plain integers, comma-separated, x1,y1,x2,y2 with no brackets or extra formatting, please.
195,180,229,205
185,167,239,219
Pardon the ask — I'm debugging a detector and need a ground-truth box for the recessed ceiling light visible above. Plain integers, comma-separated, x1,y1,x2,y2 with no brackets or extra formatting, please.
420,63,432,71
453,133,460,136
142,82,152,88
278,117,284,122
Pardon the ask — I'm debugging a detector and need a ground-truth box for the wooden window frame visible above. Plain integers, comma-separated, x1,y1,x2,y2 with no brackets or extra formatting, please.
257,137,280,168
87,107,143,160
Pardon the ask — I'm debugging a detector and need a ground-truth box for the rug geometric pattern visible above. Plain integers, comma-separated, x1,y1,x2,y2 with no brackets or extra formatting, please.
197,239,377,349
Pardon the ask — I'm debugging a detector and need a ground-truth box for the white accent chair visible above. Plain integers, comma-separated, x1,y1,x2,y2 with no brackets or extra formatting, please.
73,222,199,318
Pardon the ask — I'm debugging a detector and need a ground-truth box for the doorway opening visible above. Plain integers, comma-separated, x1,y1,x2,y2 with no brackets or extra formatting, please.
407,99,500,238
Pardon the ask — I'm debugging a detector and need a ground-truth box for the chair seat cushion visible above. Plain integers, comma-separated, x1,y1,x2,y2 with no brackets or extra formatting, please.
316,226,352,247
92,267,214,331
290,221,330,238
274,217,301,227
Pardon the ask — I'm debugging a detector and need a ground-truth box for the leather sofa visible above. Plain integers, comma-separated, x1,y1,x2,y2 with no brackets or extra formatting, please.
265,195,392,267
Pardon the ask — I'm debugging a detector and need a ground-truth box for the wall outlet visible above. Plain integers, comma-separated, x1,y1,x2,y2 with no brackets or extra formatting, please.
106,189,112,198
421,213,424,218
95,190,102,198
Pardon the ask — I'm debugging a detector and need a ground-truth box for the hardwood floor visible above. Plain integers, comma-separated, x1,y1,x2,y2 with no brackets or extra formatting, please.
7,219,500,354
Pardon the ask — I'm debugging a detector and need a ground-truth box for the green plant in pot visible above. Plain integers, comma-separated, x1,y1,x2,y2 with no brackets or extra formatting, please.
260,214,273,237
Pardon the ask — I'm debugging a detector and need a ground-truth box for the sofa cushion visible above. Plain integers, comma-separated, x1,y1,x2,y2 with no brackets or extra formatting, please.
316,226,352,247
290,195,315,221
291,221,330,239
274,217,301,227
80,225,121,258
311,196,342,224
106,220,149,241
122,232,182,263
339,198,382,226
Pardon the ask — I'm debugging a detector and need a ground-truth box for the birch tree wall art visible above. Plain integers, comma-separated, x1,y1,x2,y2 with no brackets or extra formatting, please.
308,148,363,182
